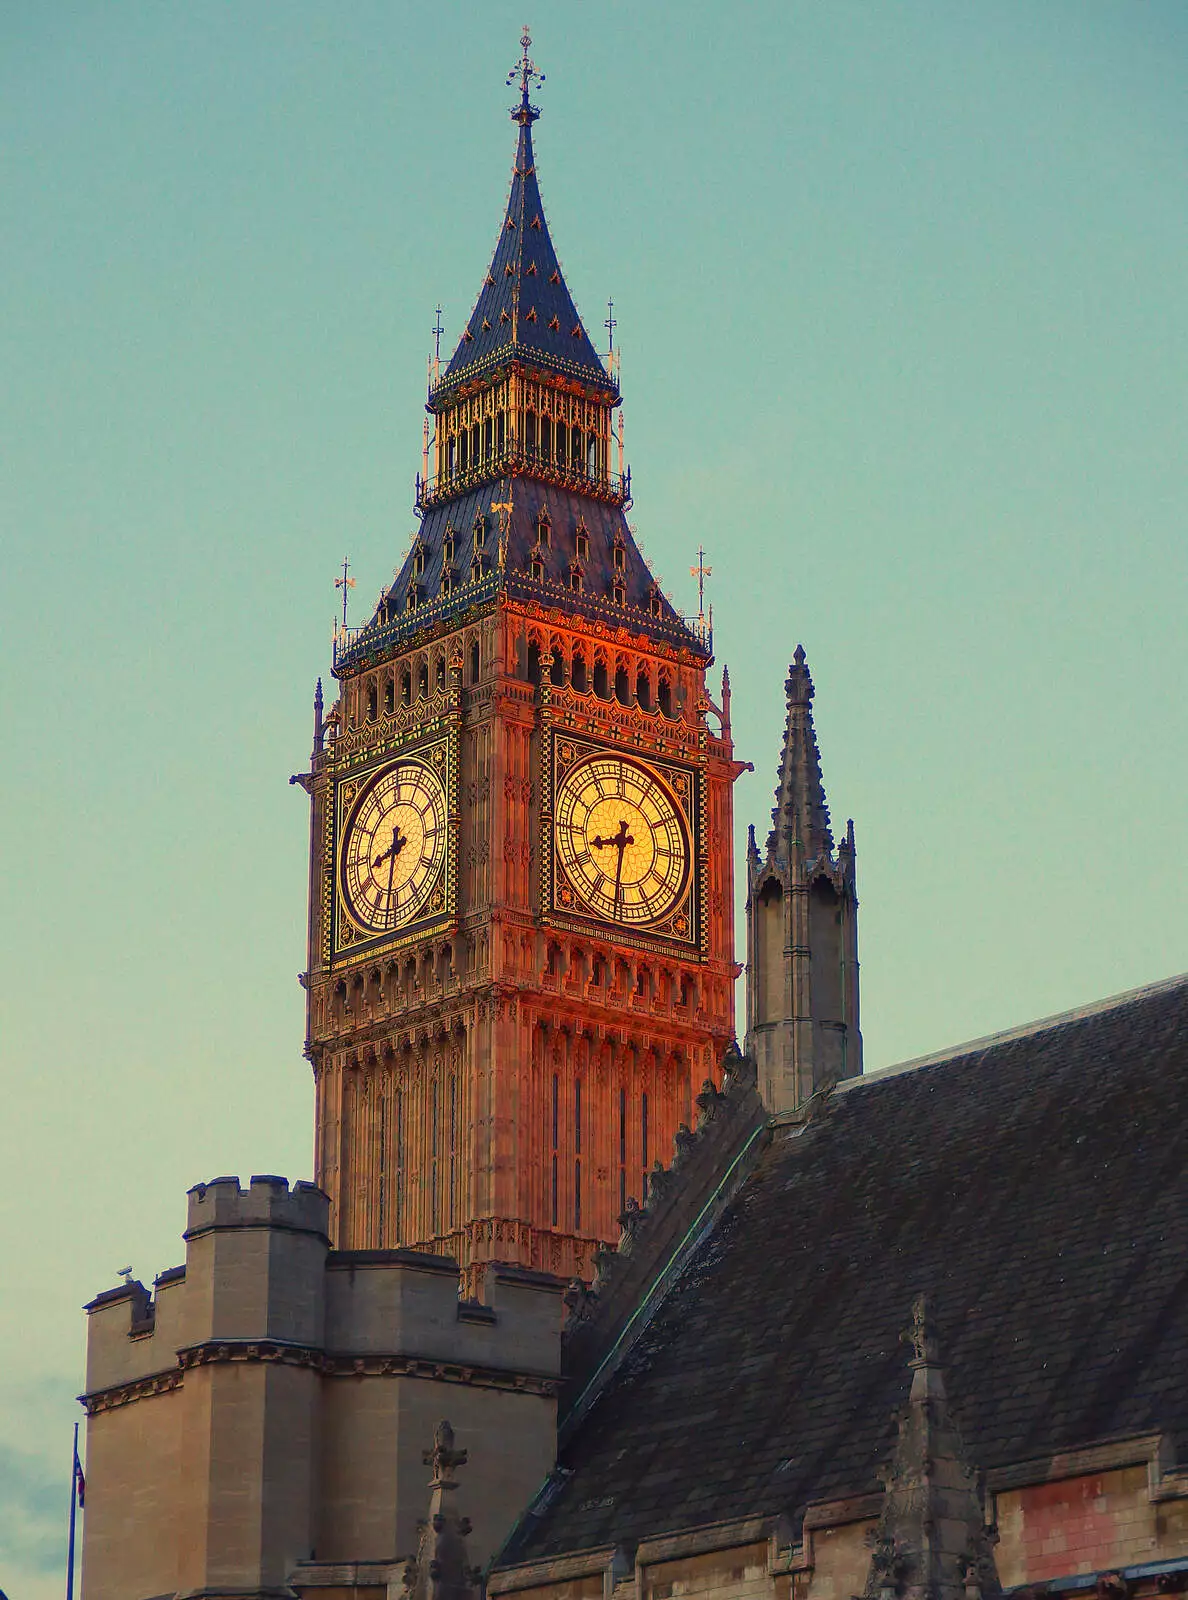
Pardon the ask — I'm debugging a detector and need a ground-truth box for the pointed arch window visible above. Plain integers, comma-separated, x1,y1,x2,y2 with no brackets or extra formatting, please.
472,513,487,549
575,523,590,562
551,1072,560,1229
574,1075,583,1232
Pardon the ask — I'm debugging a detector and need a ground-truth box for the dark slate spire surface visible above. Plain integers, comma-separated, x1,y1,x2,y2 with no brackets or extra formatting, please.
767,645,834,862
435,72,616,400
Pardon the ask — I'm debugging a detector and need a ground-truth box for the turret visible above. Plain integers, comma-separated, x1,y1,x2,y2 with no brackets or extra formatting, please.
745,646,861,1110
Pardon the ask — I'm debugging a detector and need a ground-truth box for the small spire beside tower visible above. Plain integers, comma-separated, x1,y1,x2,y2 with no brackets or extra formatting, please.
745,647,861,1111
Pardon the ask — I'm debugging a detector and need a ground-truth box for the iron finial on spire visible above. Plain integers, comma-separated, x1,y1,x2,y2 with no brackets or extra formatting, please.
335,556,355,631
605,297,616,353
690,545,713,624
508,25,544,124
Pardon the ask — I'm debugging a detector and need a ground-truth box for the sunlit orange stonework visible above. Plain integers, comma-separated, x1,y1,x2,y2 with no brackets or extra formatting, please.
299,71,743,1285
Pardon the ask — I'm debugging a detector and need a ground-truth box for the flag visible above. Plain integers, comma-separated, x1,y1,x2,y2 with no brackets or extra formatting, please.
73,1442,85,1508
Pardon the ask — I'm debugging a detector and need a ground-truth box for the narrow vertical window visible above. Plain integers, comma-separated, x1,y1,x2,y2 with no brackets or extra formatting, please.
394,1088,404,1240
431,1081,440,1234
641,1092,649,1201
377,1090,388,1245
619,1088,627,1214
574,1077,582,1231
449,1077,457,1228
551,1072,559,1229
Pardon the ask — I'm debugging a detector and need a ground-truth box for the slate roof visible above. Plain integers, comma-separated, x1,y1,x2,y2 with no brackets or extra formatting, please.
434,107,616,403
503,974,1188,1562
336,479,704,672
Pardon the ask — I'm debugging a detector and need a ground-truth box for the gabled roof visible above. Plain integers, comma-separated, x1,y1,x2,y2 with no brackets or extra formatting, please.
501,973,1188,1564
434,103,616,403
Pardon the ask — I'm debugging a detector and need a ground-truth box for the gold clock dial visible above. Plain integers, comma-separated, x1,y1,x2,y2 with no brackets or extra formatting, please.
340,759,447,934
555,754,690,926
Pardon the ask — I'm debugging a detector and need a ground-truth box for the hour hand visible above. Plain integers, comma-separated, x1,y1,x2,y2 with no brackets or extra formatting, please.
373,825,408,869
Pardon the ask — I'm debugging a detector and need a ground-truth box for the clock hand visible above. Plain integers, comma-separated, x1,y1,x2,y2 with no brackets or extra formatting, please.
592,818,634,919
372,823,408,870
384,834,399,925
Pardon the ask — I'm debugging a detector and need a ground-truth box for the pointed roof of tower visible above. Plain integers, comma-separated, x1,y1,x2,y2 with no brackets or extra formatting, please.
433,35,617,403
767,645,834,860
862,1299,1003,1600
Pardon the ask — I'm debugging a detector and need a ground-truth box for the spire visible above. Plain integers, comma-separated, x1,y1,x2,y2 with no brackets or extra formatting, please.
403,1421,480,1600
767,645,833,863
435,31,617,402
745,646,861,1109
862,1299,1002,1600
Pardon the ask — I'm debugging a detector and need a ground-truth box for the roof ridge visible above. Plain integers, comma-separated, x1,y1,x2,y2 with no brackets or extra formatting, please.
838,970,1188,1091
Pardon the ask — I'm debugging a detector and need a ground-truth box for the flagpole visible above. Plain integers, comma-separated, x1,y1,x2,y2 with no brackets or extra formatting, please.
66,1420,79,1600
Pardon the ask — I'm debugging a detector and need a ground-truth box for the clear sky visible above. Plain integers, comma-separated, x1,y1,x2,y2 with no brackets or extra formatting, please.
2,3,1186,1591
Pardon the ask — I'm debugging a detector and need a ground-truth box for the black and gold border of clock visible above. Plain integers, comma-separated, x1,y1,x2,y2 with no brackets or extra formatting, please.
326,728,459,969
540,728,701,954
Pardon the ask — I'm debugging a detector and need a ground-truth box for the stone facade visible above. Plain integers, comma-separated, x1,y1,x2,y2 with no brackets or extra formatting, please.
81,1176,564,1600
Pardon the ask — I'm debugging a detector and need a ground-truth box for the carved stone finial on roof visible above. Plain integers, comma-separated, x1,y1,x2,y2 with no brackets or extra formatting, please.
409,1421,478,1600
858,1303,1002,1600
904,1293,940,1368
424,1419,468,1484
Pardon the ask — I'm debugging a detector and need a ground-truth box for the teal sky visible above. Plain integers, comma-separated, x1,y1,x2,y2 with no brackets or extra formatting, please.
3,4,1186,1591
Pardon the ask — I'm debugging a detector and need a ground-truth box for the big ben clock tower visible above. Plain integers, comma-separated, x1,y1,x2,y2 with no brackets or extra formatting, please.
301,34,742,1285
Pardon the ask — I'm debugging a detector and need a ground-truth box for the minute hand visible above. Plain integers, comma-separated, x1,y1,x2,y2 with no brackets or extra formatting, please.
592,818,634,920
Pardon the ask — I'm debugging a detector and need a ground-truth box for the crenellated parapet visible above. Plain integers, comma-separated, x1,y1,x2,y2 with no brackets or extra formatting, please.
81,1174,567,1600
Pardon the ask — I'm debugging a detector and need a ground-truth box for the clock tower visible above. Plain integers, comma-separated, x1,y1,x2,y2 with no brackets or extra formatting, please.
301,35,742,1285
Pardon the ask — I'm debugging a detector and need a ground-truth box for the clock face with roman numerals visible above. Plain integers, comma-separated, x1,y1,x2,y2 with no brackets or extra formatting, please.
339,759,447,934
554,753,690,927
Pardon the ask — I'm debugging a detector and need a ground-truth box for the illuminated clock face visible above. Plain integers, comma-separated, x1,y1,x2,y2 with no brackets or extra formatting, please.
339,759,447,934
555,754,690,926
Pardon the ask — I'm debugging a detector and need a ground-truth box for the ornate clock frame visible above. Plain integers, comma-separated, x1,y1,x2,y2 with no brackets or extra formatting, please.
320,668,461,970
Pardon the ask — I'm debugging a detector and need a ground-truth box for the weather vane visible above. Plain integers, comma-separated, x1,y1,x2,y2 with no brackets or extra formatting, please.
690,546,713,622
335,556,356,630
507,25,544,122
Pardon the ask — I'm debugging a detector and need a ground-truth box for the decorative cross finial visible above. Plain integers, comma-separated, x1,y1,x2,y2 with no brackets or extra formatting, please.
507,25,544,123
423,1419,468,1485
335,556,356,630
605,297,617,354
432,305,444,363
690,545,713,622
